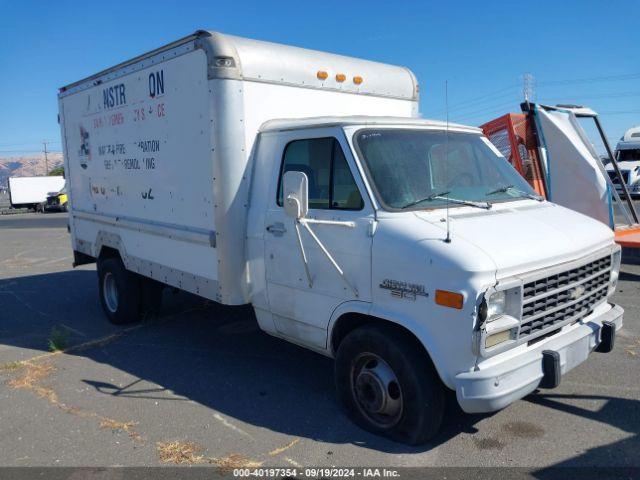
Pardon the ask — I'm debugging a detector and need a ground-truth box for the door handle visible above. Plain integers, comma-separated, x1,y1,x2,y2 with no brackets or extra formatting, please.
266,223,287,235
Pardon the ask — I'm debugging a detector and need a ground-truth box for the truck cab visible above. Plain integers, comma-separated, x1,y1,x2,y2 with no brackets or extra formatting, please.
607,125,640,195
247,117,622,443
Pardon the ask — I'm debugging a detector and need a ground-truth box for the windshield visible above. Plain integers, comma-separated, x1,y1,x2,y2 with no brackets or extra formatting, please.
618,149,640,162
354,129,538,210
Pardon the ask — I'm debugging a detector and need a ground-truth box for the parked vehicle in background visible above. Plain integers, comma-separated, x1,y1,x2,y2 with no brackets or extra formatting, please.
8,176,65,211
480,106,640,248
59,31,623,444
44,187,68,212
607,126,640,196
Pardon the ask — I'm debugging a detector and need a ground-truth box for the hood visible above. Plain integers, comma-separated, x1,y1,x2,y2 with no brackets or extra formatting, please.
414,201,614,279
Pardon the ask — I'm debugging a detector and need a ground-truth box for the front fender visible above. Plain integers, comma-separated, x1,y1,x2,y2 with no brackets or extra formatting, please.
327,299,463,390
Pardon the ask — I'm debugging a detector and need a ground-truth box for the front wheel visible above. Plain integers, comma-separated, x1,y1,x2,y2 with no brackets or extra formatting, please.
335,324,445,445
98,257,142,325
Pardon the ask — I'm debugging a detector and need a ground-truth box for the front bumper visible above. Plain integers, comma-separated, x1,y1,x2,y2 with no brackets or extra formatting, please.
44,203,65,212
454,303,623,413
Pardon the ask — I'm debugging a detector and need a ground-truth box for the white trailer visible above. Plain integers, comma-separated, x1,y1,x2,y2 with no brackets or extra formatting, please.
59,31,623,444
8,176,65,210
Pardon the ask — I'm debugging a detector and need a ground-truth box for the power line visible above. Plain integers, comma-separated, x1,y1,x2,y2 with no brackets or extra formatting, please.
0,140,60,147
0,149,62,154
538,72,640,87
429,83,519,116
430,72,640,119
431,89,521,116
598,110,640,115
539,91,640,101
451,100,519,122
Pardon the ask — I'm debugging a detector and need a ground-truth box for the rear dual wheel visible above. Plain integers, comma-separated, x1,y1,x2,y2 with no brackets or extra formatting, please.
98,257,163,324
335,324,445,445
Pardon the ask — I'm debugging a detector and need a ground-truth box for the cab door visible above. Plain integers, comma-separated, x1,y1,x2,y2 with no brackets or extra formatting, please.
263,128,373,350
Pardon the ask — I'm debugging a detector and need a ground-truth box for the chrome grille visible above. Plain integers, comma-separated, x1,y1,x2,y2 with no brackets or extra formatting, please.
520,256,611,339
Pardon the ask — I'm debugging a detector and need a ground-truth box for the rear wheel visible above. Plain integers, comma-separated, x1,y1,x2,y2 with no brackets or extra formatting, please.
98,257,141,324
140,277,164,316
335,324,445,445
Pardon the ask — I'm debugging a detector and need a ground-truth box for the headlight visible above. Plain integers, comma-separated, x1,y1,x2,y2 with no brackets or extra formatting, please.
487,291,506,319
609,248,622,294
481,286,521,323
479,285,523,351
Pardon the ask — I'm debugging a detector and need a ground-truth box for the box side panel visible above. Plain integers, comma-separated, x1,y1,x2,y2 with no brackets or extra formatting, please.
8,177,66,205
60,49,219,293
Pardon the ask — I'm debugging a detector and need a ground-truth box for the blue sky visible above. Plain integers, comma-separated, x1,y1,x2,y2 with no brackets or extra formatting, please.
0,0,638,156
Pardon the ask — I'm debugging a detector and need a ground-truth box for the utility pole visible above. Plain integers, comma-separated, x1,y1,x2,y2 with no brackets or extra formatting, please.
523,72,535,103
42,140,49,175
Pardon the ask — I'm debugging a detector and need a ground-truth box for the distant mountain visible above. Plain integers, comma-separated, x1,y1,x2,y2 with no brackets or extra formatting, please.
0,153,64,187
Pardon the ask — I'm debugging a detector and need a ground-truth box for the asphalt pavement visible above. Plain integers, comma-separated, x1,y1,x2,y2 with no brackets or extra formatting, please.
0,212,638,472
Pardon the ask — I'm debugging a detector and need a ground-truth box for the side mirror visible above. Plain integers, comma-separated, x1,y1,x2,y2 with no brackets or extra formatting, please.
283,171,309,219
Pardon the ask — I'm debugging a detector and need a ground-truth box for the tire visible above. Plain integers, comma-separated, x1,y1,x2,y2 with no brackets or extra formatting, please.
97,257,142,325
335,324,445,445
140,277,164,316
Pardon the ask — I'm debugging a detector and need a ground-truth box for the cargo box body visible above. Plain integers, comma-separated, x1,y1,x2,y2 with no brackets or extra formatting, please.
59,31,418,304
8,176,65,208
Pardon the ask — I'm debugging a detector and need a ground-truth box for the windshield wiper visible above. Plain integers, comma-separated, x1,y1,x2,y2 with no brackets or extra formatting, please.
486,185,544,202
401,191,492,210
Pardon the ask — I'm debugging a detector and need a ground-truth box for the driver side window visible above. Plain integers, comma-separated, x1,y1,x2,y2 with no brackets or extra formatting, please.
277,137,364,210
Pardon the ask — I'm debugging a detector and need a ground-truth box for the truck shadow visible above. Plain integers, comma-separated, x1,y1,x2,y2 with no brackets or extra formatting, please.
10,270,637,458
0,269,494,453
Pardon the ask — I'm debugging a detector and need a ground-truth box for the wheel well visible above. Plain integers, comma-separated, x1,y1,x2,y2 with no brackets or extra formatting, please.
98,246,121,262
331,313,430,360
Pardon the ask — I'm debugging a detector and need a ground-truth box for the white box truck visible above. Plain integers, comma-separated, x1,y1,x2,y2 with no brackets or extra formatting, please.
607,125,640,195
8,176,65,211
59,31,623,444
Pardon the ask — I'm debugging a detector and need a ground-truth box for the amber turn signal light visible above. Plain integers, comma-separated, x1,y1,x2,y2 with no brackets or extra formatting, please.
435,290,464,309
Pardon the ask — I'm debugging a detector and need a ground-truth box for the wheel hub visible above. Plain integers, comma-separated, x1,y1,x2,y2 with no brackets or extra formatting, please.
103,272,119,313
355,371,387,413
352,354,403,426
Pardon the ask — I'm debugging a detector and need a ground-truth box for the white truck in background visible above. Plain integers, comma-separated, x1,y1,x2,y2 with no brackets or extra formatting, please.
8,176,66,211
607,125,640,196
58,31,623,444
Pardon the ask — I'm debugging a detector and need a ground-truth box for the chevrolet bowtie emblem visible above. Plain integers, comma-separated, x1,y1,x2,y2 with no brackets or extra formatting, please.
569,285,586,300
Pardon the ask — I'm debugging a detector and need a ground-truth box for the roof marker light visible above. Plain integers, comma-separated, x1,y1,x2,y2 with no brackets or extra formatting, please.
335,73,346,83
317,70,328,80
353,76,363,85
